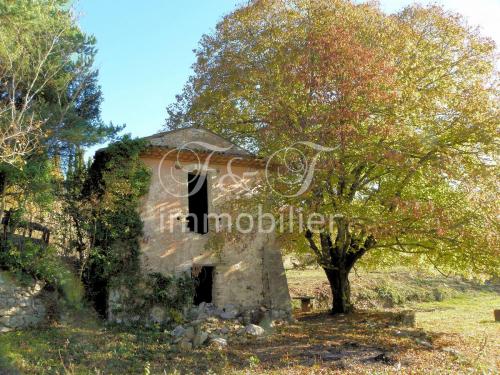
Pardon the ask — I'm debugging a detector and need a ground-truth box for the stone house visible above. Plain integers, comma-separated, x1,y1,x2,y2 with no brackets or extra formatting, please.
109,128,291,322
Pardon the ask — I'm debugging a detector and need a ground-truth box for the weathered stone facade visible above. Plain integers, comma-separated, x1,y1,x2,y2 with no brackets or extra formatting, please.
0,271,47,332
108,128,292,323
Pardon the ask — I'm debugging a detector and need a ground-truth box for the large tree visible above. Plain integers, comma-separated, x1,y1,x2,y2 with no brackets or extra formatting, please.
0,0,119,165
0,0,120,219
166,0,499,314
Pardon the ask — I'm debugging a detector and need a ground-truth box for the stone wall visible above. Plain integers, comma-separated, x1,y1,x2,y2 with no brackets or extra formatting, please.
106,149,292,324
137,156,292,312
0,271,47,332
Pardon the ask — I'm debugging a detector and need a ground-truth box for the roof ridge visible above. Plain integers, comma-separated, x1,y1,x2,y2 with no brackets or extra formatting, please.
143,126,254,156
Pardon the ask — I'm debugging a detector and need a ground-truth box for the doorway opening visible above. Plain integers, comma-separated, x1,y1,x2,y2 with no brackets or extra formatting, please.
192,266,214,305
187,173,208,234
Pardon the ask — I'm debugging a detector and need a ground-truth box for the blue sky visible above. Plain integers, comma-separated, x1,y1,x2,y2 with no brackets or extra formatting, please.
77,0,500,155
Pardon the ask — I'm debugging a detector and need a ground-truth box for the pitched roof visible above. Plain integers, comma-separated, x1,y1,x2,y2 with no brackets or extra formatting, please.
143,127,252,157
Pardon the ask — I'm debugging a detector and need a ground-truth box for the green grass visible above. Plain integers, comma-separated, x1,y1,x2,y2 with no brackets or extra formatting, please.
0,321,174,374
287,267,498,309
415,292,500,337
412,293,500,372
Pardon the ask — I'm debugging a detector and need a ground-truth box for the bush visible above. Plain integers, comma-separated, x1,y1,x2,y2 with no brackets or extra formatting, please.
146,272,195,311
0,241,83,307
375,284,406,307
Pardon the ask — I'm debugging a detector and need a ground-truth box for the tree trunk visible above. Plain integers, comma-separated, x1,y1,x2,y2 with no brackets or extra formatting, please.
324,267,352,314
305,228,376,315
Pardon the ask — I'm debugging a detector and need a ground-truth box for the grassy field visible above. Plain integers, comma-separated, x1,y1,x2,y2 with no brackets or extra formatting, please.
287,267,497,309
0,269,498,374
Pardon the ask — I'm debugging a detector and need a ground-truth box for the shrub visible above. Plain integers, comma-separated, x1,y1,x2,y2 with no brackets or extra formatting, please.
0,241,83,307
146,272,195,312
375,284,406,307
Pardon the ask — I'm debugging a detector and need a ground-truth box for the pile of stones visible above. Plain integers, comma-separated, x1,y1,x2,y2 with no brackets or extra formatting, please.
168,302,291,351
189,302,291,324
169,319,271,351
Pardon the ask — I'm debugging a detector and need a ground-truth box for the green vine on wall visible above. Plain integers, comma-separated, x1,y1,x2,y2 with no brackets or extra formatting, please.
81,136,151,316
81,137,196,323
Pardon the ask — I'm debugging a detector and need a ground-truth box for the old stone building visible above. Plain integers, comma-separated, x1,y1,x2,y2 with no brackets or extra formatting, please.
109,128,291,323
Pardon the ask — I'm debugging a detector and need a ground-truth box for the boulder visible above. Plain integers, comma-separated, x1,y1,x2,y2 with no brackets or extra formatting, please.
184,326,195,340
179,340,193,351
220,304,239,320
171,325,185,337
245,324,265,336
210,337,228,348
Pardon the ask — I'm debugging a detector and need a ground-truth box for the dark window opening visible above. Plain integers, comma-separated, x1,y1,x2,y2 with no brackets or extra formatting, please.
193,266,214,305
187,173,208,234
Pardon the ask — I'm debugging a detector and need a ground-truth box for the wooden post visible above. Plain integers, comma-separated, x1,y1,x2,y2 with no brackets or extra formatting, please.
494,310,500,322
0,172,5,222
293,296,315,313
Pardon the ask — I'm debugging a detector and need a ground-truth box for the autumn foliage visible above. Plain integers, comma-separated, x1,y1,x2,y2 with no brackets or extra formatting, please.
166,0,499,312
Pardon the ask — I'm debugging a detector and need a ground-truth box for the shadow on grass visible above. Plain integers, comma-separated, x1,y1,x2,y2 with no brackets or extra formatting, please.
221,310,440,372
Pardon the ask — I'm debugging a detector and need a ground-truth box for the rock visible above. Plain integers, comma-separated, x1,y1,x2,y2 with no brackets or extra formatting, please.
210,337,228,348
197,313,208,321
188,307,199,319
415,338,433,348
220,305,239,320
150,306,166,324
172,325,185,337
220,326,229,334
442,347,460,357
198,302,207,311
193,330,209,347
0,271,49,331
184,326,195,340
179,340,192,351
245,324,265,336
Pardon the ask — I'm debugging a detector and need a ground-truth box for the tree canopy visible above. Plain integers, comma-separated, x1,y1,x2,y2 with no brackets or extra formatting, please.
166,0,499,312
0,0,120,169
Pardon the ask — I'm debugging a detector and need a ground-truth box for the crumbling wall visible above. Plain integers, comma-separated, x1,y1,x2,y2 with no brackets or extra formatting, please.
0,271,47,332
115,155,293,323
139,158,291,310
